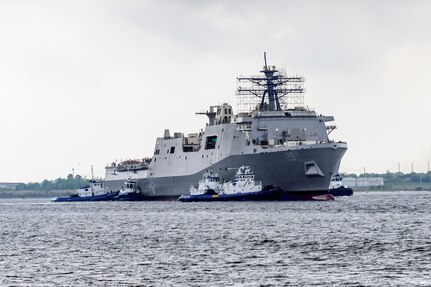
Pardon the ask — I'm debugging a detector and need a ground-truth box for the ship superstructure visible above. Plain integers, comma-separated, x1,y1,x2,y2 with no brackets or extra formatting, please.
104,54,347,198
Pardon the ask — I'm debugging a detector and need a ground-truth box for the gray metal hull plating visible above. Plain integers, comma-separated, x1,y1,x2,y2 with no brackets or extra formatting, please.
105,143,347,198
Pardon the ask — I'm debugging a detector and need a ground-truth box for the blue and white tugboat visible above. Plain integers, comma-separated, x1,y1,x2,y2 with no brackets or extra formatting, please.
328,174,353,196
178,166,282,202
52,167,118,202
52,180,118,202
113,178,145,201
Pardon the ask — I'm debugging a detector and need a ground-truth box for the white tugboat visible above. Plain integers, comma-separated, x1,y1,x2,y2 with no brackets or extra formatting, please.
328,174,353,196
52,167,119,202
114,178,145,201
179,166,281,201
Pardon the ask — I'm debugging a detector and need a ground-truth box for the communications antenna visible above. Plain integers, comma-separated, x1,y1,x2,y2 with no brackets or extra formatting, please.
236,52,305,113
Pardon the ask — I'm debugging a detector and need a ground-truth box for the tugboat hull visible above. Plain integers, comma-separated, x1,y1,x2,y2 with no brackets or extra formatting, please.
329,186,353,196
178,187,282,202
114,193,147,201
52,192,119,202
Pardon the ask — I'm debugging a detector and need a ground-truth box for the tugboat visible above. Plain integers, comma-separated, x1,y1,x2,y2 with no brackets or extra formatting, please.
52,167,119,202
178,166,282,202
113,178,145,201
52,180,118,202
328,174,353,196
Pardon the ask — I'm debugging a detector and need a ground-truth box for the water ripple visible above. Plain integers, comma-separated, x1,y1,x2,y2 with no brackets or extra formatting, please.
0,191,430,286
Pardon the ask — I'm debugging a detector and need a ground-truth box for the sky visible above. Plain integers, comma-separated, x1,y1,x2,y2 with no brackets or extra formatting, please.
1,0,431,182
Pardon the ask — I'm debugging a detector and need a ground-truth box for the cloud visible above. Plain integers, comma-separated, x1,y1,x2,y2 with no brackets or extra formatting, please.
1,0,431,181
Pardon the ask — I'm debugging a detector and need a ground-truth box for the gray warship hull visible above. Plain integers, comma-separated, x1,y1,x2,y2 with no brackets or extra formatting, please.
105,142,347,198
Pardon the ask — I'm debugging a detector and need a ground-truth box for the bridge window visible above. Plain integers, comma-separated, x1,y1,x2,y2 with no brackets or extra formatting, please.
205,136,217,150
170,147,175,154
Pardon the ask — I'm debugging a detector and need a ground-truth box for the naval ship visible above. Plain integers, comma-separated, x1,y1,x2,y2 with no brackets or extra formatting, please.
104,54,347,199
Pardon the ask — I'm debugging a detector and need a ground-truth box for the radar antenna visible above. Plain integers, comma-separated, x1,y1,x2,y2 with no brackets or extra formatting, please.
236,52,305,113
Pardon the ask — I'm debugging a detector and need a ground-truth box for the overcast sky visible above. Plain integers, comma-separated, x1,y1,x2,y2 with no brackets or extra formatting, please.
1,0,431,182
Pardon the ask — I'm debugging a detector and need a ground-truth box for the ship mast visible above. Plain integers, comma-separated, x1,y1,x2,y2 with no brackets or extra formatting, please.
236,52,305,113
261,52,280,111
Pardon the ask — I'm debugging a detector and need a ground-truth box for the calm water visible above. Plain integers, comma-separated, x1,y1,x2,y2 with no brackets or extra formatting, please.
0,191,430,286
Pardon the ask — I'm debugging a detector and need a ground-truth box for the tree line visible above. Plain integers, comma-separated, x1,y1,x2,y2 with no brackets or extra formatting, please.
341,171,431,183
13,174,91,191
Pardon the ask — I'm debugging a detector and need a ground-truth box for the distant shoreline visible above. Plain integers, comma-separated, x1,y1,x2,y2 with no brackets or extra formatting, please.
0,189,75,199
356,181,431,192
353,189,431,192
